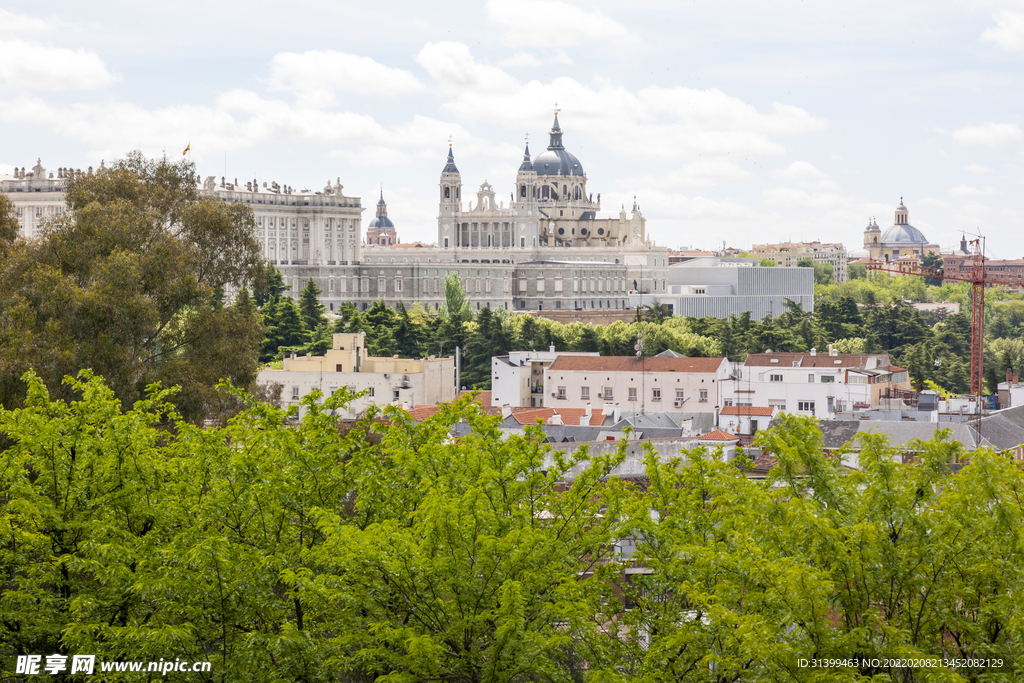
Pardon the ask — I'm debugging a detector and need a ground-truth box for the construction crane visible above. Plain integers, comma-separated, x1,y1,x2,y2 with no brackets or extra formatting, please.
866,238,1024,398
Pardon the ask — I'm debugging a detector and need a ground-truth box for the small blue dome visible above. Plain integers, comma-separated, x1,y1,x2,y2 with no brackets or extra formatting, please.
368,215,395,229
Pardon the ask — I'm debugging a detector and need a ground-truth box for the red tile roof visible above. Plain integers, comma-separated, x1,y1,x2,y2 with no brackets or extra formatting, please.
407,405,440,422
548,355,726,373
699,429,740,442
509,407,605,426
720,406,775,416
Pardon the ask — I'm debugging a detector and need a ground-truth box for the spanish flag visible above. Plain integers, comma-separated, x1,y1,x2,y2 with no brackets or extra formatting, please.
182,142,190,156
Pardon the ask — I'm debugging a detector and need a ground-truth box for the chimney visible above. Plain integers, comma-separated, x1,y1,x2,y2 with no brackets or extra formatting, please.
549,343,556,353
501,404,512,419
548,412,563,425
810,348,816,356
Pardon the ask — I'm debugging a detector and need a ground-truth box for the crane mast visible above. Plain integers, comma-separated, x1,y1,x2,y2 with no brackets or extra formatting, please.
865,237,1021,399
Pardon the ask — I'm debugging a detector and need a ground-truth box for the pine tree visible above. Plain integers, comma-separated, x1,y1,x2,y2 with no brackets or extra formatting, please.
298,278,327,333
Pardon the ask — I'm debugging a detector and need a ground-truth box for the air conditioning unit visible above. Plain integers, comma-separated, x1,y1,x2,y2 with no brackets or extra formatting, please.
674,400,683,407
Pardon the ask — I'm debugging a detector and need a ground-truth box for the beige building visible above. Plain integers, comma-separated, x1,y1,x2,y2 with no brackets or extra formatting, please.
258,332,455,418
543,354,730,414
491,348,601,408
752,241,848,282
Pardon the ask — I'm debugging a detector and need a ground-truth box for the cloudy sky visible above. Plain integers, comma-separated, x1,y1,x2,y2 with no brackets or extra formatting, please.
2,1,1024,257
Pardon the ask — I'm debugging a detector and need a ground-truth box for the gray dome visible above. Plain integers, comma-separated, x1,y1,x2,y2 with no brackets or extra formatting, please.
534,113,585,177
534,148,584,176
367,215,395,229
880,223,928,244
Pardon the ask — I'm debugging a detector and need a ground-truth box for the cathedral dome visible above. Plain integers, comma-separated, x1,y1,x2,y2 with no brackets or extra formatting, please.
367,214,395,229
534,113,585,177
880,223,927,243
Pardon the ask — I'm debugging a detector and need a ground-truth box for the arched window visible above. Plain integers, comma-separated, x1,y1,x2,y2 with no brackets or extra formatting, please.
520,184,526,197
444,187,450,199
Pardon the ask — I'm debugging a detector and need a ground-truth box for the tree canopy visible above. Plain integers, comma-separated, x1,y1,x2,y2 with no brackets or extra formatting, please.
0,153,265,421
1,371,1021,681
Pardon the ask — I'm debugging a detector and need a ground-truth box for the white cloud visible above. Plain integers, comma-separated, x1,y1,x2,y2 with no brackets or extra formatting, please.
963,163,993,174
771,161,838,189
268,50,423,106
0,38,117,91
485,0,636,46
500,52,544,68
416,44,826,167
761,187,854,209
949,184,1000,197
0,9,55,33
982,11,1024,51
415,42,518,94
952,122,1023,147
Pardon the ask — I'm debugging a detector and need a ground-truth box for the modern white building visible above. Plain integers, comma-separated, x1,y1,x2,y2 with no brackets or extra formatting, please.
722,349,911,418
630,257,814,319
542,354,730,415
258,332,456,418
491,348,600,408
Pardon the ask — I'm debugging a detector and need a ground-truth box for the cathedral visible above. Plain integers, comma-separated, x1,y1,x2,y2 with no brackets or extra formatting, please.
863,199,940,261
438,113,650,251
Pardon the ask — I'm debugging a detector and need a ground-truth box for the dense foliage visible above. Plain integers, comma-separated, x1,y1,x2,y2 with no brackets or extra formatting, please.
0,154,265,421
1,372,1021,682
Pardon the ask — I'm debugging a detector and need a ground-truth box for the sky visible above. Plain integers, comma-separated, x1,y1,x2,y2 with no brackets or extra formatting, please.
2,1,1024,258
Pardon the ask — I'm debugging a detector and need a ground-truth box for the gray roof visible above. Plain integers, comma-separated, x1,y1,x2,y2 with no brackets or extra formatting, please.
880,223,929,244
977,405,1024,449
812,419,983,451
367,215,394,228
518,143,533,172
534,114,585,177
442,146,459,174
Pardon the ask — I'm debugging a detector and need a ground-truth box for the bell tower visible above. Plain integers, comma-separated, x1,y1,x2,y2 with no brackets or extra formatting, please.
438,143,461,249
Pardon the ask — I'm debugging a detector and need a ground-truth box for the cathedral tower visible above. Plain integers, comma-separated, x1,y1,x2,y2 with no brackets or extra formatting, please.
438,144,461,249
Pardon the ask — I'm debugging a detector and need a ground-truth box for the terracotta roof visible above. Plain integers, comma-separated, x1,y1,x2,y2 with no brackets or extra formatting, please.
548,355,725,373
720,406,775,416
407,405,440,422
743,352,886,369
510,407,605,426
699,429,740,442
457,390,501,415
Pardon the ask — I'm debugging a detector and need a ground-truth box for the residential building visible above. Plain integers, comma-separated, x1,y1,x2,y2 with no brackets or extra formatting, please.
630,257,814,318
542,354,730,414
258,332,455,418
751,241,848,282
718,405,778,437
491,348,600,408
723,348,911,418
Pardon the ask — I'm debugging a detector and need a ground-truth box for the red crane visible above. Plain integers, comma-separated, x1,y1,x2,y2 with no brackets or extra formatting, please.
865,238,1024,398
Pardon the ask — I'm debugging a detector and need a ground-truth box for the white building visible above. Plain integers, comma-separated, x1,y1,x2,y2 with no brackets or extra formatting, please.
491,348,600,408
543,354,730,415
722,349,911,418
258,332,455,418
0,159,70,239
630,257,814,319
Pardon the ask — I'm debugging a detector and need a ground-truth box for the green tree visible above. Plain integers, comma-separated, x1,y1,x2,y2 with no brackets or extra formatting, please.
921,252,945,286
0,152,264,421
261,296,309,362
0,194,18,254
253,261,288,306
297,277,327,333
848,262,867,280
798,257,834,284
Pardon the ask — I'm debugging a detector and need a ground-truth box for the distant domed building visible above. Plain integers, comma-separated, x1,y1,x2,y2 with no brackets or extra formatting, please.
863,199,939,261
366,189,398,246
